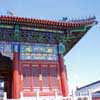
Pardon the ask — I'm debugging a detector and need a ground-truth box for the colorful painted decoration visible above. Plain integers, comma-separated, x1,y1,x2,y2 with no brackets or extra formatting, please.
0,24,13,29
0,45,3,54
21,45,32,53
59,43,65,54
13,44,19,52
0,42,13,59
21,26,63,34
15,25,20,33
20,43,58,60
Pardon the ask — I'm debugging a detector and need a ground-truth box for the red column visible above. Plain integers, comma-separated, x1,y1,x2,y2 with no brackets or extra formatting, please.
59,54,68,96
12,52,20,98
57,64,63,95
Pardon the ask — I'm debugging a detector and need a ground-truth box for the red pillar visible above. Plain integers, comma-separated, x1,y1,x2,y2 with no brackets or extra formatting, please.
59,54,68,96
12,51,20,98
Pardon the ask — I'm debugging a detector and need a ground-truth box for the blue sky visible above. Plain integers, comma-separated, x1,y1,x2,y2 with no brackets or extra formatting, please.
0,0,100,89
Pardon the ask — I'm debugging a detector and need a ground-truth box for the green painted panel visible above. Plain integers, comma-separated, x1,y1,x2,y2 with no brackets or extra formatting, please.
59,43,65,54
0,24,13,28
71,26,86,32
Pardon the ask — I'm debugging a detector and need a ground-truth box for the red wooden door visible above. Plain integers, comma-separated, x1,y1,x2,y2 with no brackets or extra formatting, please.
21,62,62,96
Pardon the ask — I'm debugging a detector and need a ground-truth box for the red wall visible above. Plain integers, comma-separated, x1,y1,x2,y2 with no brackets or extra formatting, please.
93,97,100,100
12,53,68,98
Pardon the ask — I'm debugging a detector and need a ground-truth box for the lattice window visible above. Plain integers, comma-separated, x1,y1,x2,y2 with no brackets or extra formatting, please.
41,66,49,87
49,66,59,89
23,64,60,92
23,67,31,87
32,66,40,87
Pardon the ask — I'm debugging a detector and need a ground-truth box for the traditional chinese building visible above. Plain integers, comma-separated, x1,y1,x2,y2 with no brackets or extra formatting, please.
0,16,97,99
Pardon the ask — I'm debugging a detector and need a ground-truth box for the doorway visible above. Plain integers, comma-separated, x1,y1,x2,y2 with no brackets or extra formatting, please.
21,62,61,96
0,53,13,98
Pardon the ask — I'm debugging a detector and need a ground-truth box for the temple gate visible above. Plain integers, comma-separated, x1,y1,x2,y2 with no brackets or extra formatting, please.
0,16,97,99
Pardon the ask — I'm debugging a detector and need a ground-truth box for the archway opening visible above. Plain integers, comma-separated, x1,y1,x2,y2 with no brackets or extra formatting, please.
0,53,13,98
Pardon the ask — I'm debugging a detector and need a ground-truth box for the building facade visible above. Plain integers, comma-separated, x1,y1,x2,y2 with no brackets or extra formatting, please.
0,16,97,99
76,80,100,100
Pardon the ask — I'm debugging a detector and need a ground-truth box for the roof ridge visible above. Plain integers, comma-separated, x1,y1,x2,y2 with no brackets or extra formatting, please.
0,15,97,28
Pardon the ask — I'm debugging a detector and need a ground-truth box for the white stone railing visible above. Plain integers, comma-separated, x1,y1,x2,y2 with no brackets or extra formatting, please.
1,91,92,100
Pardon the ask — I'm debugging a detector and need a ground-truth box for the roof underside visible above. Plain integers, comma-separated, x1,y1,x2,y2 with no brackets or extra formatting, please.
0,16,97,55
